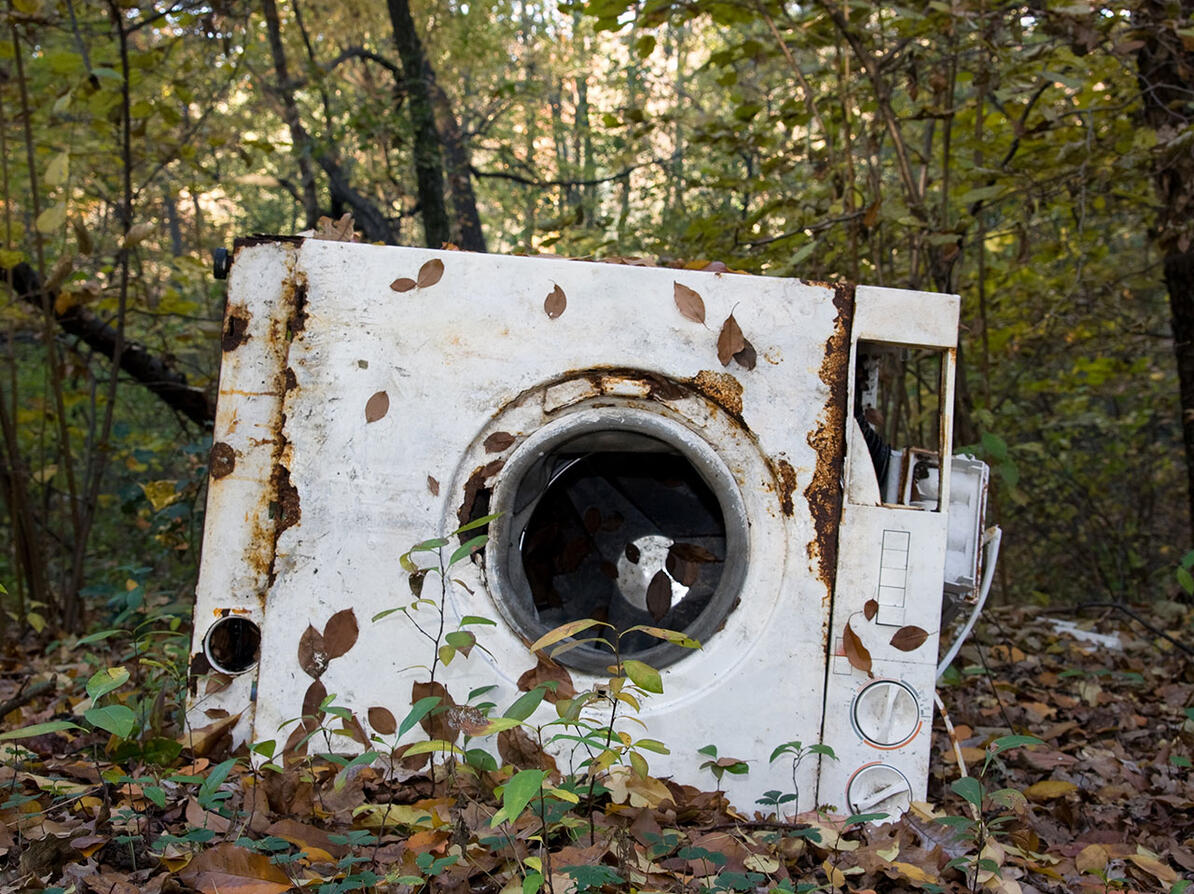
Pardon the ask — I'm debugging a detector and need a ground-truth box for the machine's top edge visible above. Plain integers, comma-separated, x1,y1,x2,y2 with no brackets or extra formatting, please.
222,234,960,304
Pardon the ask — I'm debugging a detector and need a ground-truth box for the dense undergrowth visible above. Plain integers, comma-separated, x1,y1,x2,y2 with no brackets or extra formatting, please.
0,600,1191,894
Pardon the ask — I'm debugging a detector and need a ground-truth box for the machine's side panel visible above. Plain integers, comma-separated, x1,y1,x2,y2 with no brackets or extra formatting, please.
816,285,959,816
186,241,302,746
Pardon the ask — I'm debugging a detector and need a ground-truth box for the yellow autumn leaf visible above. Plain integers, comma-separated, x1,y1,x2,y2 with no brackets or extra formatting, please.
1075,843,1109,875
892,860,938,884
822,857,846,889
1126,851,1178,884
45,152,69,187
140,480,179,512
1024,779,1078,802
744,853,779,873
352,802,436,830
35,203,67,234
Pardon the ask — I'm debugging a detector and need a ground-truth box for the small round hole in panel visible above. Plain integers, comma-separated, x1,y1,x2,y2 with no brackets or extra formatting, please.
204,616,261,674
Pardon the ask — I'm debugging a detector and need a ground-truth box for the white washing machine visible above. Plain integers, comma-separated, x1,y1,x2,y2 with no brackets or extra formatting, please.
188,238,986,816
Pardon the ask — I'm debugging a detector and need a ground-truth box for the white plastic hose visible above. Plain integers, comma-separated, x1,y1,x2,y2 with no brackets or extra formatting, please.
936,526,1002,680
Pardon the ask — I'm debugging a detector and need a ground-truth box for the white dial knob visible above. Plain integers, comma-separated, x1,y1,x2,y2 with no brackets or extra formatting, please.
852,680,920,747
847,764,913,816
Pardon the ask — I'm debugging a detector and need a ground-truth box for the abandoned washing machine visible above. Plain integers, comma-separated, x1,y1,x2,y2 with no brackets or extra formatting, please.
188,238,993,815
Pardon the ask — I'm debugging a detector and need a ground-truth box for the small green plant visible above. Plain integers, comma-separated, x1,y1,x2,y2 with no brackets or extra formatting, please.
936,734,1044,892
698,743,749,791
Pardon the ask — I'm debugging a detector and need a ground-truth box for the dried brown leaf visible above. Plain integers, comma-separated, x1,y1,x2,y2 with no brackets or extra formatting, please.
498,725,558,772
298,625,327,679
417,258,444,288
176,843,292,894
517,654,576,704
583,507,601,534
365,390,389,423
843,621,872,675
717,314,745,366
427,476,439,496
412,681,457,742
368,706,397,736
483,431,516,453
302,679,328,730
544,284,567,319
733,337,757,370
323,609,359,659
389,277,417,293
890,625,929,652
673,282,706,324
646,570,672,622
863,599,879,621
625,542,640,564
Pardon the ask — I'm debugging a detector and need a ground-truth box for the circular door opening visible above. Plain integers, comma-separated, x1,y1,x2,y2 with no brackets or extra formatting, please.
488,409,747,673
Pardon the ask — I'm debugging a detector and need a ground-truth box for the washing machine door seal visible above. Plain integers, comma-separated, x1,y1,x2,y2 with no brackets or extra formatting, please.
484,406,749,674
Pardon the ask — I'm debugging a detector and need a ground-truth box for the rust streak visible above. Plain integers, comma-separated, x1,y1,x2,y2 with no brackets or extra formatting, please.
222,307,251,352
803,282,855,589
209,442,236,480
774,459,798,517
689,370,744,418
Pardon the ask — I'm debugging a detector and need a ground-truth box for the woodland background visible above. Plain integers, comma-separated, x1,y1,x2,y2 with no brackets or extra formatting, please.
1,2,1194,892
3,0,1194,638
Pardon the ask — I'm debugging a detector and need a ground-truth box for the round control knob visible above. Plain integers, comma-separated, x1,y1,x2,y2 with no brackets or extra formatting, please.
846,764,913,816
852,680,920,747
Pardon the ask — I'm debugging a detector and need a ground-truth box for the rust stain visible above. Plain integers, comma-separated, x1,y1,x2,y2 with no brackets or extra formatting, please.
284,367,298,392
209,442,236,480
271,459,301,534
287,276,309,337
458,458,505,529
233,233,305,250
773,459,798,517
222,306,251,352
803,282,855,589
689,370,743,417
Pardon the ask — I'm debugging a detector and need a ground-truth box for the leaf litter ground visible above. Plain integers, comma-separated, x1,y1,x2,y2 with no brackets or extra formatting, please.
0,602,1191,893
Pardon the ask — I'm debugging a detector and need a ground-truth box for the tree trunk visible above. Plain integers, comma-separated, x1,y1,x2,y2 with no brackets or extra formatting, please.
433,87,486,251
386,0,451,248
1135,0,1194,540
2,263,214,427
262,0,396,243
261,0,320,229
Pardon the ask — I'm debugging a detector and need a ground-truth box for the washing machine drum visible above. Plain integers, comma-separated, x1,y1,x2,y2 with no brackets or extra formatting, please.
487,410,749,674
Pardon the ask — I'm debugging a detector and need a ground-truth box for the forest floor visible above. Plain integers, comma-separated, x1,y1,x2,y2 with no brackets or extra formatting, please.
0,600,1191,894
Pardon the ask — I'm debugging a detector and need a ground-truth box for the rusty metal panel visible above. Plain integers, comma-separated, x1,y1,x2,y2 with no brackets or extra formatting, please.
188,240,978,815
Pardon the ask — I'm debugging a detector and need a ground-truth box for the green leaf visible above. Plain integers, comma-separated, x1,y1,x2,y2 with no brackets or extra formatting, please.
988,734,1044,756
1177,566,1194,595
622,625,700,649
632,738,669,754
403,739,464,757
0,720,81,741
504,686,546,721
498,769,547,825
448,534,487,566
950,776,983,809
84,704,137,739
461,615,497,626
845,812,889,825
86,666,130,702
399,696,442,737
455,512,500,535
478,716,522,735
529,618,611,653
622,659,662,694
